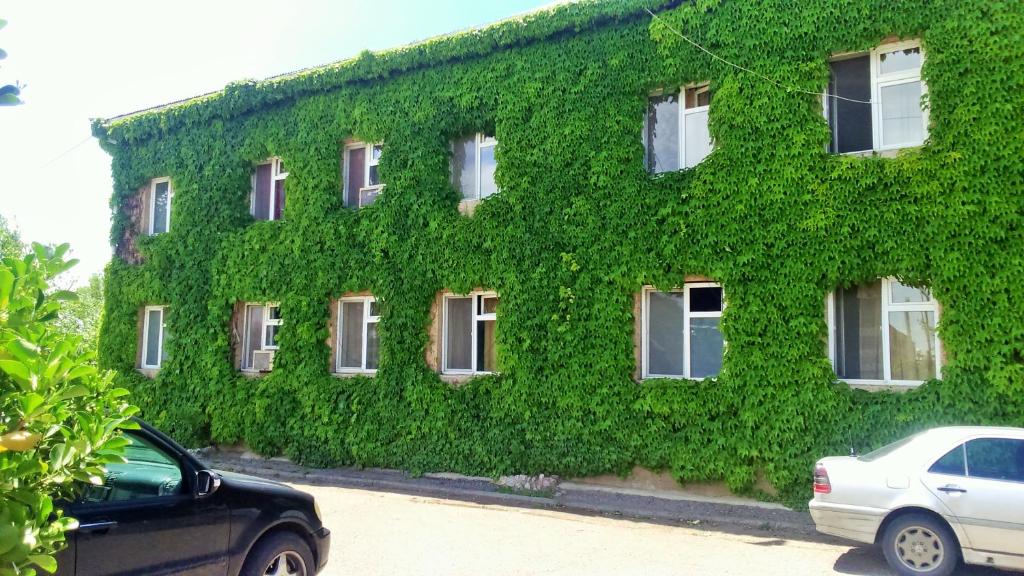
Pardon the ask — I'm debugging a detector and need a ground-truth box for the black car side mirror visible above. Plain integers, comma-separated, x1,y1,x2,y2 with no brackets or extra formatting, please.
195,470,221,498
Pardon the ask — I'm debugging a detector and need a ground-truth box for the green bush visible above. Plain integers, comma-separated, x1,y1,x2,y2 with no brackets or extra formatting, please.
0,244,137,576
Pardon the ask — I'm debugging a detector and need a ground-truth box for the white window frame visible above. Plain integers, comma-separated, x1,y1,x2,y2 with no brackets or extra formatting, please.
141,305,167,369
641,283,724,379
147,177,172,235
827,277,942,386
452,133,498,201
644,83,712,174
250,157,288,221
242,302,281,372
441,291,498,375
344,142,384,207
335,296,379,374
824,39,927,154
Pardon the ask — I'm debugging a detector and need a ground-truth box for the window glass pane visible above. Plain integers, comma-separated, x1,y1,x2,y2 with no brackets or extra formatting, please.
890,280,930,303
366,321,379,370
79,434,183,503
645,94,680,174
340,301,364,369
268,305,281,320
481,296,499,315
144,309,162,367
835,282,883,380
647,292,685,376
683,109,712,168
879,47,921,76
345,147,366,207
888,310,936,380
276,159,286,175
244,305,264,369
928,445,966,476
445,297,473,371
477,319,497,372
160,321,170,363
880,81,924,147
264,325,279,348
685,86,711,109
369,300,380,318
152,182,170,234
966,439,1024,483
689,286,722,312
366,145,382,188
690,317,723,378
452,137,476,199
858,432,922,462
273,179,285,220
479,144,498,199
253,164,272,220
827,56,873,153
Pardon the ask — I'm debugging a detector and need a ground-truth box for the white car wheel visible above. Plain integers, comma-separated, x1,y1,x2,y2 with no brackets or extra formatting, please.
882,513,959,576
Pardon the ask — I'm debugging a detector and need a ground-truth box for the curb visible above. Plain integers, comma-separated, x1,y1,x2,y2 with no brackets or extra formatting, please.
205,455,820,540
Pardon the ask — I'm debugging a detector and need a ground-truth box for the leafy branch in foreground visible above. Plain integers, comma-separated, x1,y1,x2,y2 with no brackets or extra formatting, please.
0,244,136,576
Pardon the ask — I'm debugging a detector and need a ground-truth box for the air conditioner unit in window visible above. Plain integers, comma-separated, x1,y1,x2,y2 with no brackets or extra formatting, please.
359,185,383,207
252,350,275,372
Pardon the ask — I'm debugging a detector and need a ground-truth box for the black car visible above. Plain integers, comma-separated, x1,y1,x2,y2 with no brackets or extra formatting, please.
54,420,330,576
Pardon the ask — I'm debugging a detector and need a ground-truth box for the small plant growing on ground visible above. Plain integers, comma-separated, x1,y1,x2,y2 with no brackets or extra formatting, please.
0,244,136,576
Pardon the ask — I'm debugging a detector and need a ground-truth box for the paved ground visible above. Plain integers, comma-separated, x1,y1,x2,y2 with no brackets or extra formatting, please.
297,482,1011,576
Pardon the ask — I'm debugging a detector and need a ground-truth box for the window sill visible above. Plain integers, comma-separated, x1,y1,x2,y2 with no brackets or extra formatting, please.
136,367,160,379
239,370,270,378
835,145,922,159
840,380,923,392
440,372,494,385
640,375,717,382
458,199,481,216
332,370,377,378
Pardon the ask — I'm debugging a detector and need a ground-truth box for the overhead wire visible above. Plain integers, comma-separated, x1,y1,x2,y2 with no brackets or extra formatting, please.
644,7,872,105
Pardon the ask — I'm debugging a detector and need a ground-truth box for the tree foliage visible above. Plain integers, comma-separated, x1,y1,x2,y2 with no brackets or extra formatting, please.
0,245,136,576
92,0,1023,506
54,273,104,358
0,216,23,260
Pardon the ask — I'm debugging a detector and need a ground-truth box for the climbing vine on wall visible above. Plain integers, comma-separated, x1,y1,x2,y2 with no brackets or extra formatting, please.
92,0,1024,506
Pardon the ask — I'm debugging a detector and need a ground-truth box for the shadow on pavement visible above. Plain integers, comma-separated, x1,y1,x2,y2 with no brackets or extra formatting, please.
833,546,1015,576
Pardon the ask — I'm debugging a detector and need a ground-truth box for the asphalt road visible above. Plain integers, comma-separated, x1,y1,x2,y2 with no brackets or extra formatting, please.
295,482,1012,576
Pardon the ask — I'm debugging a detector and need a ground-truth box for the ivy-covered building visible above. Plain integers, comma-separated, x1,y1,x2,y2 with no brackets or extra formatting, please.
93,0,1024,503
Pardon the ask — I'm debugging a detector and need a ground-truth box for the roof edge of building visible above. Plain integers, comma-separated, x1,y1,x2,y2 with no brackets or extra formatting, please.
95,0,680,145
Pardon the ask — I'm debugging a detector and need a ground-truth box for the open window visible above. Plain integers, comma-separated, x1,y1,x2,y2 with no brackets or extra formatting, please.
343,142,383,208
251,157,287,221
452,133,498,201
642,283,724,379
242,302,281,372
336,296,380,373
644,84,713,174
147,178,172,235
828,278,941,384
442,292,498,374
826,40,927,153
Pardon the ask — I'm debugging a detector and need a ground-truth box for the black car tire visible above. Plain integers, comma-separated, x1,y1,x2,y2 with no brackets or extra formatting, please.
241,531,316,576
882,513,959,576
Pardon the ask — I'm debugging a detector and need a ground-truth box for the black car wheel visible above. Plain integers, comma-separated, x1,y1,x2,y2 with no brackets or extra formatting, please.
242,531,315,576
882,513,959,576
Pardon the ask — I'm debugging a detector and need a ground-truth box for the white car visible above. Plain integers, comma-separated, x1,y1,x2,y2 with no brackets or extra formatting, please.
809,426,1024,575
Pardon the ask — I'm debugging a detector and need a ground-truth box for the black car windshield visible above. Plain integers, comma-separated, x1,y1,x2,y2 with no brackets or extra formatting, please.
858,432,922,462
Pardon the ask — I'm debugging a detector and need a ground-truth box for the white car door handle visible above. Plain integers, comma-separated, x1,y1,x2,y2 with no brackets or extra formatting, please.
937,485,967,494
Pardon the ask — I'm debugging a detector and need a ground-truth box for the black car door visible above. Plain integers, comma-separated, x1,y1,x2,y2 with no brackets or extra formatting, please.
64,430,230,576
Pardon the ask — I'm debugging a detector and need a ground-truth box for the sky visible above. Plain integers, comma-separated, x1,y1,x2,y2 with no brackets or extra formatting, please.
0,0,552,285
